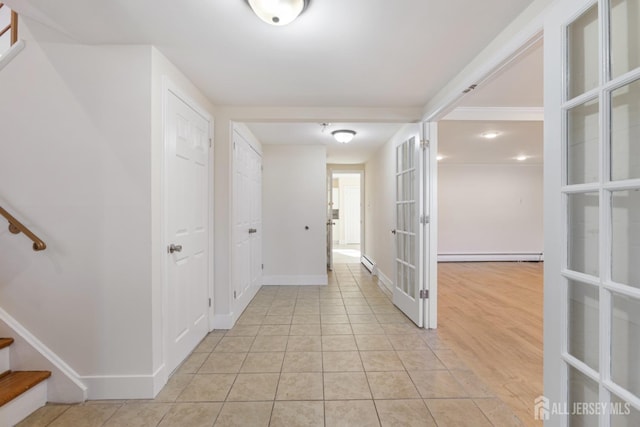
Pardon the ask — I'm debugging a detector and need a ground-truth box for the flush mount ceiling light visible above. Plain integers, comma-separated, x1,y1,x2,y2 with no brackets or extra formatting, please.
332,130,356,144
245,0,310,26
481,131,500,139
515,155,528,161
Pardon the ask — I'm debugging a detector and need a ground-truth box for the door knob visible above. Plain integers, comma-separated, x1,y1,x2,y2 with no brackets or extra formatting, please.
248,228,257,234
168,244,182,253
391,229,396,235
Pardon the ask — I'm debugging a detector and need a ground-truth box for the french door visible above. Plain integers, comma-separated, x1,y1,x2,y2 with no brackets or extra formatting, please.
545,0,640,425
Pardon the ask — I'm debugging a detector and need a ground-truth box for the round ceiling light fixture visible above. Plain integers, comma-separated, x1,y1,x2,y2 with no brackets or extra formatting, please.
246,0,310,26
332,130,356,144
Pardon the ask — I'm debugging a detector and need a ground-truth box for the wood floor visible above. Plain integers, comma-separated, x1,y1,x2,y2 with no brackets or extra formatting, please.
435,262,543,426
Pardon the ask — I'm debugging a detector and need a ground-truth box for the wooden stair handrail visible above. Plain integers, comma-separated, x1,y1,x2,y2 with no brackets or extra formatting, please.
0,3,18,46
0,206,46,251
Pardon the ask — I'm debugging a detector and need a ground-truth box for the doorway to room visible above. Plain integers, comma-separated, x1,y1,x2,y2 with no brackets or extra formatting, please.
327,170,363,268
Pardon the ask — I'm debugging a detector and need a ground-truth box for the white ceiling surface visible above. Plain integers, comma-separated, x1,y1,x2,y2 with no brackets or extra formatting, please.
13,0,536,107
246,122,405,164
438,121,543,164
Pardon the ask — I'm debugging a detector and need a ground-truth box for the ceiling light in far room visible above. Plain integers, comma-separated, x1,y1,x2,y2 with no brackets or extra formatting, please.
246,0,310,26
515,155,528,161
481,131,500,139
437,155,445,161
332,130,356,144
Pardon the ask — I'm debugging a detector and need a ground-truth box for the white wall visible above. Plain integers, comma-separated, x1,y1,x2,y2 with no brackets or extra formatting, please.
0,18,152,400
438,163,543,260
364,124,419,289
262,145,327,285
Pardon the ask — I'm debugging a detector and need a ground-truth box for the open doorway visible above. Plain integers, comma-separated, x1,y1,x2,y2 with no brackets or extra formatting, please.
327,170,363,268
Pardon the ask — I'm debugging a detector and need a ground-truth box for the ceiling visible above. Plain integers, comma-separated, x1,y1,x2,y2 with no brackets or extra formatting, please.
12,0,543,164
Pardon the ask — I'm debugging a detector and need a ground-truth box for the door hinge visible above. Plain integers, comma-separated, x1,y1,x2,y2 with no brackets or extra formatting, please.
233,290,237,299
209,138,212,148
420,139,430,150
208,298,212,307
262,264,264,270
420,215,430,224
420,289,429,299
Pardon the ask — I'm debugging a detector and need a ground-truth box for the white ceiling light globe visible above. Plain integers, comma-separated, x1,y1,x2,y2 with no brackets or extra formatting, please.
247,0,308,26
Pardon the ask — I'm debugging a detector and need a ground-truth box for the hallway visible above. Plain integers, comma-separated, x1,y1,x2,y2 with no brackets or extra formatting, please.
19,263,522,426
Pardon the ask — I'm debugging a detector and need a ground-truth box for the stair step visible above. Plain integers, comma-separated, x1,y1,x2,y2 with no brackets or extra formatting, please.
0,371,51,407
0,338,14,350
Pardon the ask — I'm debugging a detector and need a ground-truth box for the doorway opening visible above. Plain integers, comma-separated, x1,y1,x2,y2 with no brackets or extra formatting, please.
327,170,363,268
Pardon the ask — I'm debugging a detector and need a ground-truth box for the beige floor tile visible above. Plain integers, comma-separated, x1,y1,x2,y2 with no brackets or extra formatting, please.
276,372,324,400
432,348,470,370
367,371,420,399
348,314,379,324
346,305,373,315
48,403,121,427
351,323,386,335
214,401,273,427
396,350,446,371
319,298,344,306
258,324,291,336
360,351,405,371
325,400,381,427
240,352,284,373
158,403,222,427
474,398,525,426
282,352,323,372
374,399,437,427
323,351,363,372
270,401,324,427
236,314,265,326
176,352,209,374
194,334,224,352
227,373,279,401
153,374,194,402
287,335,322,352
320,306,347,315
251,335,288,352
321,314,350,324
371,305,401,315
103,403,170,427
263,315,292,325
387,334,429,350
376,313,413,324
425,399,493,427
199,352,247,373
17,404,70,427
177,374,236,402
408,370,468,398
321,323,353,335
322,335,357,351
289,323,321,336
355,334,393,351
323,372,372,400
343,298,369,307
243,306,269,316
450,369,495,397
213,337,255,353
381,323,420,335
224,325,260,337
291,314,321,324
267,307,294,316
341,292,363,299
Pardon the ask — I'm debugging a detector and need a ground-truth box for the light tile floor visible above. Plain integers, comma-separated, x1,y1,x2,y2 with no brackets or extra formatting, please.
19,263,523,426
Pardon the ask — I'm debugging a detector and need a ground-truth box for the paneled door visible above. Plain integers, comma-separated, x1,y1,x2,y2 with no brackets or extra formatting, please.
545,0,640,425
165,89,210,374
233,131,262,314
393,132,427,327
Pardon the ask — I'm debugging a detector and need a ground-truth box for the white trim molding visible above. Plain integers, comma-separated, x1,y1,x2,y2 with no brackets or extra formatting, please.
212,313,235,330
438,252,544,262
443,106,544,121
0,40,25,72
375,270,394,294
0,307,87,403
80,367,164,400
262,275,328,286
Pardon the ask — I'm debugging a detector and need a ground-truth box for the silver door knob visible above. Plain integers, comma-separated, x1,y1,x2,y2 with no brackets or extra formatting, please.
168,244,182,253
391,229,396,235
248,228,257,234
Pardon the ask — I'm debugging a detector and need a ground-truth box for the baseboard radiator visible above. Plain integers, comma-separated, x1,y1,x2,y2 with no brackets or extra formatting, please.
361,254,375,273
438,252,544,262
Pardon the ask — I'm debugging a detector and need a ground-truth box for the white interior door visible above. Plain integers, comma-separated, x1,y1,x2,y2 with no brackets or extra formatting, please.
165,89,210,374
327,171,334,270
393,134,426,327
233,132,263,313
545,0,640,424
343,186,361,245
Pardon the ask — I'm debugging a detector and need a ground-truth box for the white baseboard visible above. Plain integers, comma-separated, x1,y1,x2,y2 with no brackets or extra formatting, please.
0,307,87,403
0,345,9,373
0,379,47,427
80,368,164,400
438,253,544,262
212,313,235,330
375,270,394,294
262,275,328,286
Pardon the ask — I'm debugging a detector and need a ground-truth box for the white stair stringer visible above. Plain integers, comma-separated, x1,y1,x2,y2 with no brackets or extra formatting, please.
0,380,48,427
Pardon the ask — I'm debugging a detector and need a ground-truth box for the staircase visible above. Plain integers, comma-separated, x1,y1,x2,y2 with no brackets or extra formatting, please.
0,338,50,427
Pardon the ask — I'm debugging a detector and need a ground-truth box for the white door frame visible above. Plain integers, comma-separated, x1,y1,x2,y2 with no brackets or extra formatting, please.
160,77,214,382
327,168,365,259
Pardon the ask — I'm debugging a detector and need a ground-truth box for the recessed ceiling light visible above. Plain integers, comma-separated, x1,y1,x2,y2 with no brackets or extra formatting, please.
481,131,500,139
515,155,528,161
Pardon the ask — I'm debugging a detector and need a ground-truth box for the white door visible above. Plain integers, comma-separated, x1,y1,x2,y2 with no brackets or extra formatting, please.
165,90,210,374
545,0,640,424
393,133,426,327
233,132,262,311
344,186,361,245
327,171,334,270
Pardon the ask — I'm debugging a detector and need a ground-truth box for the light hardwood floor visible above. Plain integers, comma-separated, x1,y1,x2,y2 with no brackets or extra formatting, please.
433,262,543,426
